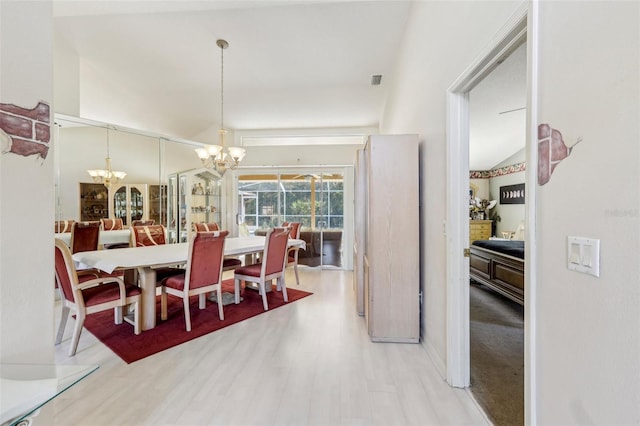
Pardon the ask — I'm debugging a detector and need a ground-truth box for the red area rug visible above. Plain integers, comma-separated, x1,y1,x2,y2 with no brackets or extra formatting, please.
83,279,312,363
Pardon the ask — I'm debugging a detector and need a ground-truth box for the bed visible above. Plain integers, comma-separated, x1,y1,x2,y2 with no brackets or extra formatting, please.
469,239,525,305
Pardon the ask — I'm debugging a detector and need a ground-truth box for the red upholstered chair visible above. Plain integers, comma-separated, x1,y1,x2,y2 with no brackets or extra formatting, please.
54,239,141,356
161,231,228,331
70,221,101,254
55,220,75,233
131,219,155,227
194,223,242,271
100,218,124,231
282,221,302,285
234,227,290,311
69,221,124,279
131,224,167,246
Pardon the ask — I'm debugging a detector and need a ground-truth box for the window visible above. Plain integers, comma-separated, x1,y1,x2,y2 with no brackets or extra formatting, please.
237,173,344,233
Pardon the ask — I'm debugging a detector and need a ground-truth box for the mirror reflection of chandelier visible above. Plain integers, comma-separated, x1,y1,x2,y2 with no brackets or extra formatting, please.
87,127,126,189
195,39,246,176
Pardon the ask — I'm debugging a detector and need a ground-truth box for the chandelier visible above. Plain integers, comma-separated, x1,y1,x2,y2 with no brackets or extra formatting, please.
195,39,246,176
87,127,126,189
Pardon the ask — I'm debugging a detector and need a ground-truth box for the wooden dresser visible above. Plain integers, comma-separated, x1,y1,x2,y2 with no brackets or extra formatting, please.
470,220,492,243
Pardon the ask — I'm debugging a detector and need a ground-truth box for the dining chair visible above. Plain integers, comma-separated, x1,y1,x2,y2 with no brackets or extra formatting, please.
282,221,302,285
69,221,124,278
160,231,228,331
131,219,155,227
55,220,75,233
70,221,101,254
194,223,242,271
131,224,168,246
100,218,124,231
234,227,290,311
54,239,141,356
131,224,184,314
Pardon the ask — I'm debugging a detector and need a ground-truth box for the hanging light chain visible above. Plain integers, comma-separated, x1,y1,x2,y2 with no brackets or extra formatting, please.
106,127,110,158
220,40,224,131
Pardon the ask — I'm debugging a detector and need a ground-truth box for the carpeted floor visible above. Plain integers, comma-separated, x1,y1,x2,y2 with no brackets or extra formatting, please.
470,281,524,426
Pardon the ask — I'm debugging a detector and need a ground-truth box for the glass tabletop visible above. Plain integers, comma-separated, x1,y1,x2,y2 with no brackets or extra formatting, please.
0,364,99,426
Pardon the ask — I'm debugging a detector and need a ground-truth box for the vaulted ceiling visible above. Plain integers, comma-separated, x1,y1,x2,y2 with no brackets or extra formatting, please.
53,1,526,169
54,1,411,139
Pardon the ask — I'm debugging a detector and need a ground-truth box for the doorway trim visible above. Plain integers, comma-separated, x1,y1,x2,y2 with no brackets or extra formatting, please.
445,1,538,423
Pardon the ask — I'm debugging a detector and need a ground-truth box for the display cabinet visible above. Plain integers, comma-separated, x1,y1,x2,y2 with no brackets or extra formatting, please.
79,183,109,222
167,168,222,243
110,184,148,226
149,184,168,226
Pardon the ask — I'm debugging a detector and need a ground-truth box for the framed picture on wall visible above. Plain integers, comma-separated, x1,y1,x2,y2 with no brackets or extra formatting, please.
500,183,525,204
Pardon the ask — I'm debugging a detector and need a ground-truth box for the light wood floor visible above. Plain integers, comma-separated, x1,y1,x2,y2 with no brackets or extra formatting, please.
44,268,489,425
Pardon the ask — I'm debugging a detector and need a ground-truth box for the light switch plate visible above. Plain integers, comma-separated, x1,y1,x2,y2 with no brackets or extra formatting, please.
567,236,600,277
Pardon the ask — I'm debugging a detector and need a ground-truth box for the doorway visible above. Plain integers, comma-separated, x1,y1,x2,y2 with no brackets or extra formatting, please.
236,171,346,269
445,3,539,424
467,39,527,425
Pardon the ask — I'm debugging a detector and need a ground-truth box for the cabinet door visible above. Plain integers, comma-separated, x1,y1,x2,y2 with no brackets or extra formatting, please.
167,175,179,243
79,183,109,222
187,175,221,232
129,186,144,222
149,184,167,227
113,185,128,225
178,175,188,242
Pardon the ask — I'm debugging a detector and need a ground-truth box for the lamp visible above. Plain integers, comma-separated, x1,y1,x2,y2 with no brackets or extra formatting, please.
196,39,246,176
87,127,126,189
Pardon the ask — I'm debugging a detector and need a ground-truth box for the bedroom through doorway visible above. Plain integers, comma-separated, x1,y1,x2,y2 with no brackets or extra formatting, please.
468,39,527,426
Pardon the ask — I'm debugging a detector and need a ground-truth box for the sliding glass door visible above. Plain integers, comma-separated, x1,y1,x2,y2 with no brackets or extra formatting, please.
237,171,344,268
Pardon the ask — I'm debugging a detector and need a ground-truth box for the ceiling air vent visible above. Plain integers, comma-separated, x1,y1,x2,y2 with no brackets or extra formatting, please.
371,75,383,86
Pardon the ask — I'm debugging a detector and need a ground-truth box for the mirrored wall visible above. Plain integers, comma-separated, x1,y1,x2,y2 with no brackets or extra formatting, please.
53,114,204,227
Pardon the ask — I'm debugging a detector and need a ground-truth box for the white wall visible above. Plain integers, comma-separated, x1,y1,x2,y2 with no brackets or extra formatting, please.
1,1,55,364
489,148,526,236
381,0,523,373
53,35,80,117
535,2,640,423
384,0,639,423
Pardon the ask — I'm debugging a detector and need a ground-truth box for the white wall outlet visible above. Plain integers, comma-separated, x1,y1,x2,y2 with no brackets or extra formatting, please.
567,236,600,277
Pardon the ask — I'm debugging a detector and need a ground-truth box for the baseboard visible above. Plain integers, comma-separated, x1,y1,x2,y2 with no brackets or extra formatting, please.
422,338,447,381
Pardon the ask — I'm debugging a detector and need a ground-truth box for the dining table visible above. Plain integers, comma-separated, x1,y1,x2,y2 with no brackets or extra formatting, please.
54,229,131,247
70,236,305,331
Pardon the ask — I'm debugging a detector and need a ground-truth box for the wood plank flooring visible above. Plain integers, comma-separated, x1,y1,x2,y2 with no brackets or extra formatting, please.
43,268,489,425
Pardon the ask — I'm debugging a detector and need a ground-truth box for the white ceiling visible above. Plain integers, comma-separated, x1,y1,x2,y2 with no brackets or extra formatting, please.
53,1,525,169
53,1,411,139
469,42,527,170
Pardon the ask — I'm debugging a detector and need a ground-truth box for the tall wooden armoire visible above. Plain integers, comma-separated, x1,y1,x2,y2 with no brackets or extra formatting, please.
359,134,420,342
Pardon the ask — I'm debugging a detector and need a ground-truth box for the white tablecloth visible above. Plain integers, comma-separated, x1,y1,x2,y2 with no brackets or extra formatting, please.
55,229,131,247
72,236,305,273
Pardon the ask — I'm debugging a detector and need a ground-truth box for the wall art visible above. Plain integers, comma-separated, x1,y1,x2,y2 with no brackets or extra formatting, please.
537,123,581,186
500,183,525,204
0,101,50,159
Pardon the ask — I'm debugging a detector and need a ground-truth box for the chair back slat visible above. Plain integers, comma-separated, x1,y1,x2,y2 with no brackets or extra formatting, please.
263,227,290,276
131,219,155,227
70,222,100,254
186,231,228,291
132,225,167,246
55,220,75,233
194,222,219,232
100,218,124,231
282,222,301,239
